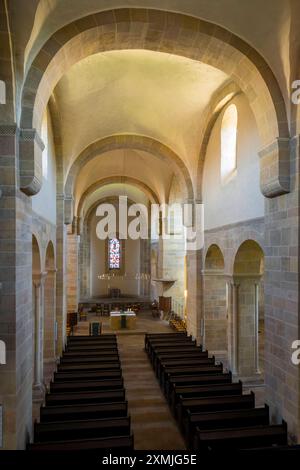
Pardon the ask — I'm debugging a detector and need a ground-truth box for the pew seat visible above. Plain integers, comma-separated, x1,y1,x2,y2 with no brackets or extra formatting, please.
176,393,255,426
50,379,124,393
40,401,128,422
27,435,134,451
184,405,269,448
194,422,287,451
45,389,125,406
57,363,121,372
34,416,131,442
53,370,122,382
165,373,232,401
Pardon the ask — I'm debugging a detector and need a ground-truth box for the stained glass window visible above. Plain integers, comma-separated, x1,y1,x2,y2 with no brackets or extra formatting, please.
109,238,121,269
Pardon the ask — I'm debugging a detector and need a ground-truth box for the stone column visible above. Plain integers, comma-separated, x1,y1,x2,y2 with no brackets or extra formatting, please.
67,232,80,313
228,280,239,376
43,267,57,383
183,198,204,344
32,272,47,398
56,194,67,356
233,275,262,378
254,281,260,375
140,237,150,297
186,249,203,344
203,271,228,365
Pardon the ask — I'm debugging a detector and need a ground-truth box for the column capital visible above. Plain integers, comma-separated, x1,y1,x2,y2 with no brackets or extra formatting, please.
258,137,290,197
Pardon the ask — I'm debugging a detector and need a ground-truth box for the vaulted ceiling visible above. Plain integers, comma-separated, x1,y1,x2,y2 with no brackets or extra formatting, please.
54,50,229,173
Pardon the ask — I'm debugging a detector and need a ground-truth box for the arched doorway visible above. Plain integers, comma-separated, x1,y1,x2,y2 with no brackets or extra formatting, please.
204,244,227,364
233,240,264,379
43,241,56,385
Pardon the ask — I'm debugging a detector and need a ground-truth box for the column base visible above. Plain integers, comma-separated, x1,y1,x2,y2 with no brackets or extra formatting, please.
32,383,46,403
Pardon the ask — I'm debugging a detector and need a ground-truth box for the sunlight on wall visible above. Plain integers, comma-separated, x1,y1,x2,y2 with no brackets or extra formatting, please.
221,103,238,182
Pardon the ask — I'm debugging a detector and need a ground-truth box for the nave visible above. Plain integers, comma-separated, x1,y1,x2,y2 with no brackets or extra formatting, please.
27,313,299,453
1,0,300,451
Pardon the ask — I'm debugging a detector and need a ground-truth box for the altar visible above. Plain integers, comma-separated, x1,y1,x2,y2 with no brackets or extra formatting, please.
110,311,137,330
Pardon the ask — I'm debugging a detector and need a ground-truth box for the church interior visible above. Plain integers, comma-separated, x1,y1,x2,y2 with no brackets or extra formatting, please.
0,0,300,454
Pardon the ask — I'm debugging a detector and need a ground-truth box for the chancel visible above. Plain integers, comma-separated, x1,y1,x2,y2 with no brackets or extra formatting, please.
0,0,300,455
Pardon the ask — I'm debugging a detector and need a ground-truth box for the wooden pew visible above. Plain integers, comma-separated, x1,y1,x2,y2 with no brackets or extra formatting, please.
68,335,116,341
161,364,223,390
184,405,270,449
171,381,243,414
157,357,216,382
50,379,124,393
65,344,118,352
40,402,128,422
63,350,119,358
193,421,287,452
34,416,131,442
27,435,134,451
176,393,255,428
54,370,122,382
149,343,198,363
57,362,121,372
145,332,187,350
165,372,232,401
59,355,120,364
66,341,117,350
154,350,208,374
45,389,125,406
150,345,202,364
147,337,195,354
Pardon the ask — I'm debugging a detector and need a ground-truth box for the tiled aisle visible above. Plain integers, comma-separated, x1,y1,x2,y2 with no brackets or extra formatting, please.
117,333,186,450
75,311,186,450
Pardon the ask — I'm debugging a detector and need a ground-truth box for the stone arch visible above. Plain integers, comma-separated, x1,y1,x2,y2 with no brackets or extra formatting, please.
230,234,265,276
64,135,193,224
233,240,264,275
204,243,225,272
232,239,265,378
76,175,160,221
32,234,41,274
19,8,289,198
43,241,56,383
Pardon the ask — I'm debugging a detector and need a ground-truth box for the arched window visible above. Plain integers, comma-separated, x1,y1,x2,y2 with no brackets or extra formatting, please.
221,103,238,182
108,238,121,269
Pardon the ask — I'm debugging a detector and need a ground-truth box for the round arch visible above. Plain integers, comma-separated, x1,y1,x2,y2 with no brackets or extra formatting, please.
77,175,161,220
32,234,41,273
204,244,225,272
19,9,289,198
64,135,194,224
233,239,264,276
